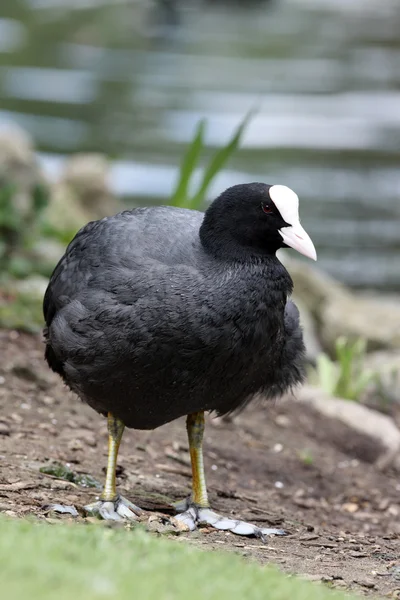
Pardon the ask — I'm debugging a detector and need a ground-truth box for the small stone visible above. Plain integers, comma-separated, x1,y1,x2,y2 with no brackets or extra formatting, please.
68,439,84,451
81,432,97,447
299,534,318,541
275,415,290,427
0,422,10,435
12,364,39,382
273,443,283,453
301,574,323,582
43,396,55,406
342,502,359,513
38,423,57,435
353,579,376,589
387,506,399,517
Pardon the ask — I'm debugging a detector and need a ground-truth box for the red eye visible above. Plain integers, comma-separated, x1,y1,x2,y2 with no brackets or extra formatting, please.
262,203,273,214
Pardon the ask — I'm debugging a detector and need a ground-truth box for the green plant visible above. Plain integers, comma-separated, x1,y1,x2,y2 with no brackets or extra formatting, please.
298,448,314,466
309,337,377,401
170,112,253,210
0,177,50,275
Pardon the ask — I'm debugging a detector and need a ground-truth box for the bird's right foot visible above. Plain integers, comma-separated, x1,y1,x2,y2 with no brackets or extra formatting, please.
84,495,143,521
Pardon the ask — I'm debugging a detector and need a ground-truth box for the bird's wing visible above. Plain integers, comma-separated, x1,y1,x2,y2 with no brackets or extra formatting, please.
43,206,204,329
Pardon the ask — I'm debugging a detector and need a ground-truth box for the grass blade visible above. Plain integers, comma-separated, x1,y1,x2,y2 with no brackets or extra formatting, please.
187,110,253,210
170,119,206,207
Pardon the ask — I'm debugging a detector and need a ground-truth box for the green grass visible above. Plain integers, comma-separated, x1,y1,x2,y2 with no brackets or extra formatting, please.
0,281,44,333
170,112,253,210
308,337,377,402
0,517,352,600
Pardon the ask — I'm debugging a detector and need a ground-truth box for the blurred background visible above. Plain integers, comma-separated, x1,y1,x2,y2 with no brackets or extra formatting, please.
1,0,400,395
1,0,400,290
1,4,400,590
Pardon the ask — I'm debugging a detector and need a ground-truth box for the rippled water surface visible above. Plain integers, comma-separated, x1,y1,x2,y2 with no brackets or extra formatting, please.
1,0,400,289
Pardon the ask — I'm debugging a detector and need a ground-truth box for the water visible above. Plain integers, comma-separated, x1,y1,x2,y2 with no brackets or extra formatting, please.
0,0,399,290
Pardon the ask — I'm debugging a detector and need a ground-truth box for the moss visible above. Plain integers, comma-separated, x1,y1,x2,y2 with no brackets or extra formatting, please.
39,462,102,489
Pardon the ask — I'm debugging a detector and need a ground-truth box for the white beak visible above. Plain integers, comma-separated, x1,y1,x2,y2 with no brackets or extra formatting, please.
279,221,317,261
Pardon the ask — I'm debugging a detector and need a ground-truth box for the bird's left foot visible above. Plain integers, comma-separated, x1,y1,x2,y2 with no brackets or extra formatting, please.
84,495,143,521
173,500,286,540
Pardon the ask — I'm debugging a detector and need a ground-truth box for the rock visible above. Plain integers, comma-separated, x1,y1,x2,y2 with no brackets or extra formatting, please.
291,385,400,470
279,252,346,316
280,253,400,354
0,125,50,264
353,578,376,589
68,439,84,452
43,154,121,241
0,125,46,218
43,184,94,241
0,421,10,435
62,154,120,219
363,350,400,405
292,295,322,362
62,154,121,219
322,293,400,353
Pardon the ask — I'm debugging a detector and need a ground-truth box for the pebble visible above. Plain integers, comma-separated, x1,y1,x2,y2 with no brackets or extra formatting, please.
275,415,290,427
68,439,84,451
353,579,376,589
43,396,55,406
0,422,10,435
81,432,97,447
342,503,359,513
273,443,283,453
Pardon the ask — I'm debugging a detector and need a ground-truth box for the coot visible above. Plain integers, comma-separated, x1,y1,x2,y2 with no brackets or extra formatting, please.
44,182,316,537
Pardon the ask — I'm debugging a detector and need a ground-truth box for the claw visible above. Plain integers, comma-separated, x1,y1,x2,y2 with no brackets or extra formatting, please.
84,495,142,521
174,506,198,531
174,504,286,538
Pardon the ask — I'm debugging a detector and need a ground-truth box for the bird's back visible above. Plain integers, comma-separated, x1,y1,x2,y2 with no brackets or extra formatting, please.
43,204,305,430
44,206,203,326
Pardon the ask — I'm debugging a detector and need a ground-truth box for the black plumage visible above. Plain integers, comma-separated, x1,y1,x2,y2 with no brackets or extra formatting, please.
43,183,306,430
43,182,318,534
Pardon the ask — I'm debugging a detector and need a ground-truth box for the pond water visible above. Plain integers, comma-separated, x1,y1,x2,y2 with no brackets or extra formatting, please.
1,0,400,290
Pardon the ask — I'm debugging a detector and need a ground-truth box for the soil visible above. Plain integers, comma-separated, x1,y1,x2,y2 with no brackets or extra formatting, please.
0,329,399,598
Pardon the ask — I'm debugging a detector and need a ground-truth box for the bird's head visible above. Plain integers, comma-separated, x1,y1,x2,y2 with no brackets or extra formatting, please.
201,182,317,261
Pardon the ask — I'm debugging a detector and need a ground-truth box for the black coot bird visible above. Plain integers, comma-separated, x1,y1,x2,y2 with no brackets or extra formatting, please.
44,183,316,537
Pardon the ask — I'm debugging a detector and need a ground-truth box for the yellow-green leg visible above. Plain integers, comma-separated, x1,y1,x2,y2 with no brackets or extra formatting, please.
187,411,210,508
85,412,142,521
174,411,286,539
101,413,125,502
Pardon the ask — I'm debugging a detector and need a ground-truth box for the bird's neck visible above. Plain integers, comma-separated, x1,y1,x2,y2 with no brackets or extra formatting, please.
199,214,283,263
198,209,294,304
200,245,293,313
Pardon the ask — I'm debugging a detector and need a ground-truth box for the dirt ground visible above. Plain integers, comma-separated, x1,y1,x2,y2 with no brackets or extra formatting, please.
0,329,399,598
